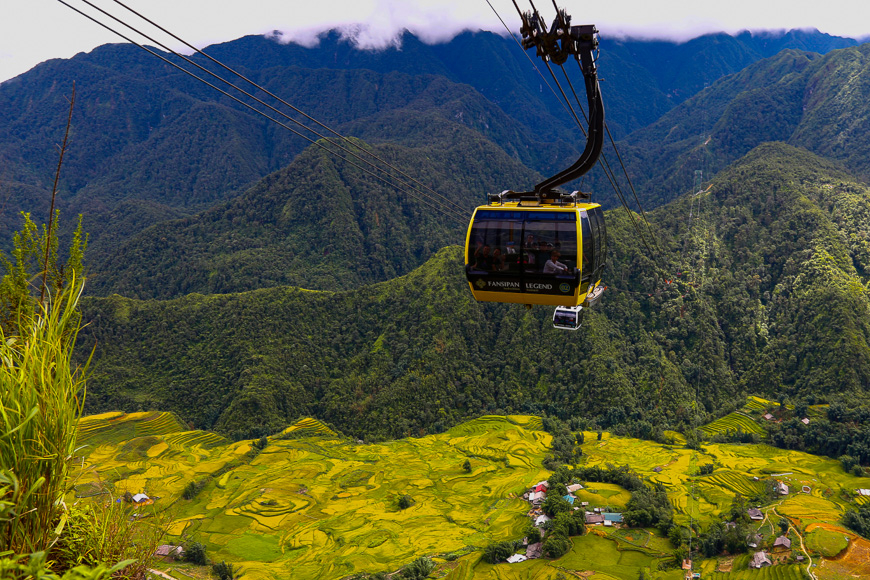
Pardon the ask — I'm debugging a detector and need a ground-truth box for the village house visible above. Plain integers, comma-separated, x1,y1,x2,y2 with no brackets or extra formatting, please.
750,551,772,568
154,545,184,561
525,542,543,559
801,417,810,425
566,483,583,492
747,508,763,520
747,534,762,548
762,413,774,421
506,554,527,564
773,536,791,550
585,512,605,525
681,559,692,571
776,482,789,495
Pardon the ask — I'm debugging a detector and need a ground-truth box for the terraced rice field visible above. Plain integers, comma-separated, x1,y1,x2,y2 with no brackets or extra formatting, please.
743,397,773,412
701,564,805,579
805,525,849,557
779,495,847,527
815,534,870,579
76,411,870,580
75,413,555,580
700,412,765,438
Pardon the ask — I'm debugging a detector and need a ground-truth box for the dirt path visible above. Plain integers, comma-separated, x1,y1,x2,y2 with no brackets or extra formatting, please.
771,507,815,580
149,570,175,580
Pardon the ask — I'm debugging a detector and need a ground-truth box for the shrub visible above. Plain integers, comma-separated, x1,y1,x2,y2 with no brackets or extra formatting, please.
212,561,236,580
51,500,164,579
398,495,414,510
401,556,435,579
184,541,208,566
542,533,572,558
462,459,471,473
483,541,515,564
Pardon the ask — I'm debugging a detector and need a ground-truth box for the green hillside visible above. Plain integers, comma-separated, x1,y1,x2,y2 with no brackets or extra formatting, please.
87,132,537,299
616,42,870,208
78,143,870,441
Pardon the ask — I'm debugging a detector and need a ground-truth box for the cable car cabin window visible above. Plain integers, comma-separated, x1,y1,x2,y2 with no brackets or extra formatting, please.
588,206,606,279
468,212,524,273
580,207,606,285
523,212,577,276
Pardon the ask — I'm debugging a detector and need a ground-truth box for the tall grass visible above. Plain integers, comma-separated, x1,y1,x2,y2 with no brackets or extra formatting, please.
0,274,89,553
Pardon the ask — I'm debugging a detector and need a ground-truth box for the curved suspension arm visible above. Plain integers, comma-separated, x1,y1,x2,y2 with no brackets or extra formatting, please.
534,51,603,193
517,16,604,198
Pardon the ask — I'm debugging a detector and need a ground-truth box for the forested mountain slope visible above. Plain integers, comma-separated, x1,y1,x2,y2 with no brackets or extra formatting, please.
88,131,538,298
616,42,870,207
1,28,860,262
0,48,564,260
78,143,870,440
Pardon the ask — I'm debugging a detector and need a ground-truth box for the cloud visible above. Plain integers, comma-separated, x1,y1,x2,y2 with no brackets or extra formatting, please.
269,0,507,50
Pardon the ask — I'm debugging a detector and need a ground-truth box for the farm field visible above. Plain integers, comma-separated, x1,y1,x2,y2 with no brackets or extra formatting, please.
699,412,766,438
74,410,870,580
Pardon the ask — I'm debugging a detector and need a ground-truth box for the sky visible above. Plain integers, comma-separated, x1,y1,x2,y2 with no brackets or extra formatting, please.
2,0,870,83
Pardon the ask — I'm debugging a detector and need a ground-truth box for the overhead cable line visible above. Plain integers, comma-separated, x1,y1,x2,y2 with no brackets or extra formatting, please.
56,0,468,226
485,0,583,127
107,0,470,218
71,0,469,224
487,0,644,252
501,0,655,260
553,62,658,259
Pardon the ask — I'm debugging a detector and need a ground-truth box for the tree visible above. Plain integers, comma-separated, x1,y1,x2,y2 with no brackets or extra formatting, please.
542,495,572,517
401,557,435,580
212,561,236,580
483,541,515,564
778,517,789,534
462,459,471,473
542,533,572,558
597,431,603,441
398,495,413,509
184,541,207,566
551,510,585,536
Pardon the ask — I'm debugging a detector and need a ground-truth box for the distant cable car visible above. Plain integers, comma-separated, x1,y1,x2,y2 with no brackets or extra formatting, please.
553,305,584,330
464,19,607,315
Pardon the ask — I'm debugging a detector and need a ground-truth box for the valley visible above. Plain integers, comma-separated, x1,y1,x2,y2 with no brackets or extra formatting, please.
2,18,870,580
74,403,870,580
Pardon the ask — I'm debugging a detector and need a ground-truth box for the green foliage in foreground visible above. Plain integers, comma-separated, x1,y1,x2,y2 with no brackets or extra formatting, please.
0,552,133,580
0,213,88,554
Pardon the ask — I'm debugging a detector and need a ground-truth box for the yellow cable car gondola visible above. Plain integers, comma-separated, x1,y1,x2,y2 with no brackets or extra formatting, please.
464,197,605,307
464,18,607,316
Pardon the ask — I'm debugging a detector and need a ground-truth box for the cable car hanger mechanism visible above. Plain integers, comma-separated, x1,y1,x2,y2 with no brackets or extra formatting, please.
490,9,603,206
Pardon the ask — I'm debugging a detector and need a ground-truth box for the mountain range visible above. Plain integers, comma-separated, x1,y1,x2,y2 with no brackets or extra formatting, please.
2,27,869,440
